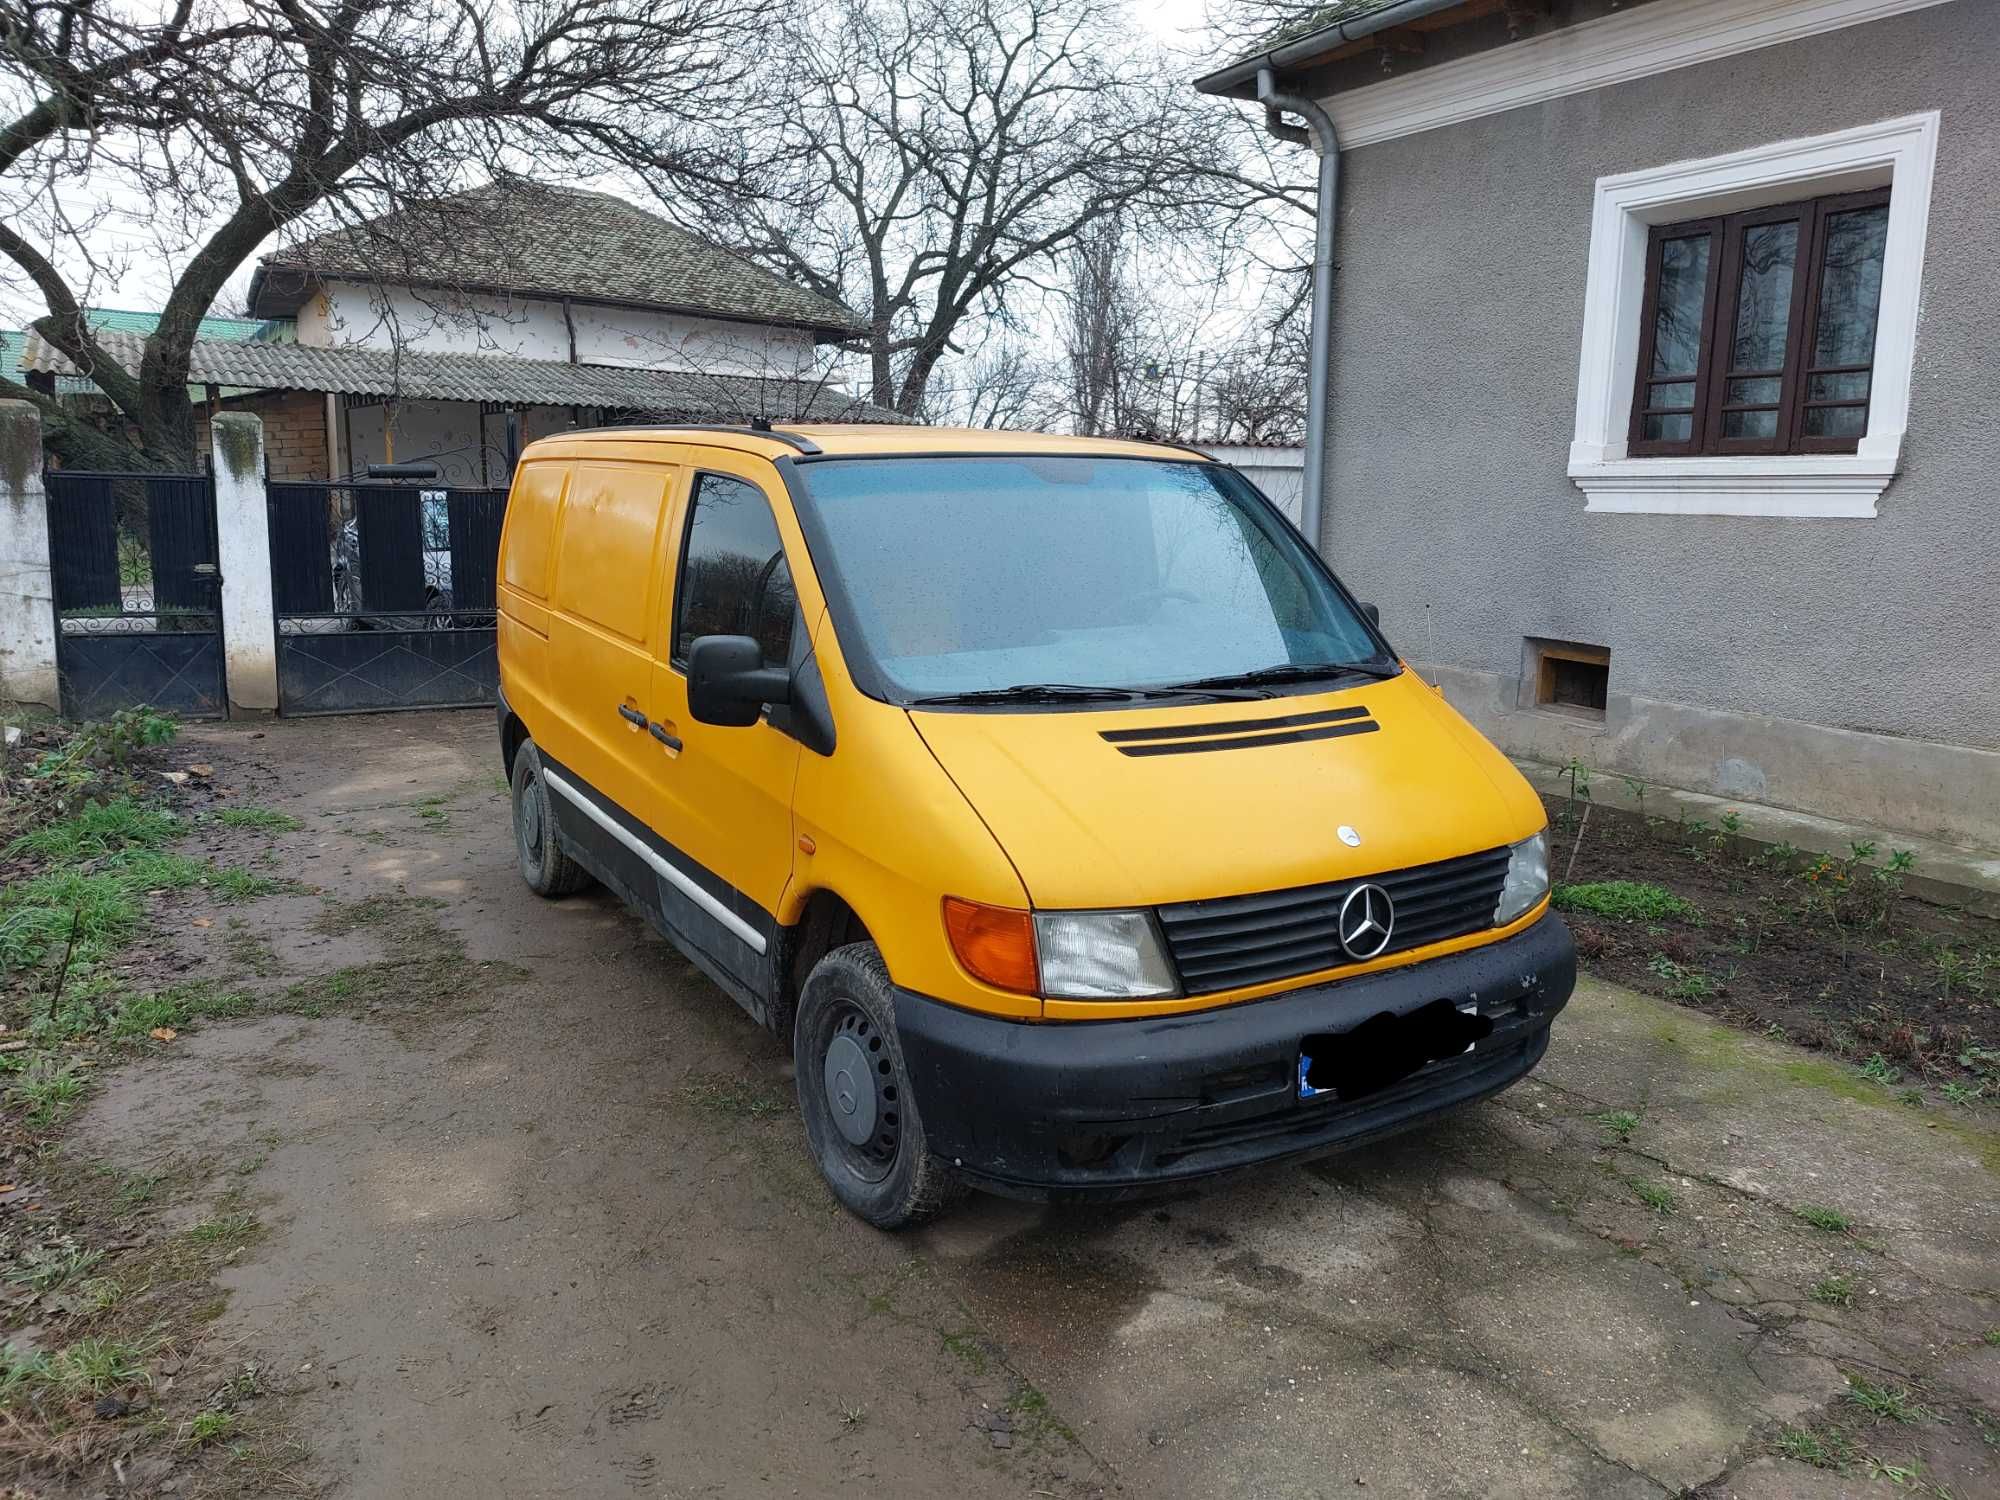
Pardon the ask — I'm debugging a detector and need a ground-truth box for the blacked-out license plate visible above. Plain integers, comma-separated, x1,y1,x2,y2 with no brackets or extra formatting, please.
1298,998,1493,1103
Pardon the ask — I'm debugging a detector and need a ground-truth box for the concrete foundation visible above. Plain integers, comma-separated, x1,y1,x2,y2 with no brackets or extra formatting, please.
1426,658,2000,850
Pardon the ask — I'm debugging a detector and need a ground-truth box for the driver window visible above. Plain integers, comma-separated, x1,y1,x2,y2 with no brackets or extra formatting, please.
673,473,796,668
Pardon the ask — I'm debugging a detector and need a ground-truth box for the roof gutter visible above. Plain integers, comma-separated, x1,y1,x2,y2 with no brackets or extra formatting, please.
1211,1,1469,551
1194,0,1472,98
1256,67,1338,553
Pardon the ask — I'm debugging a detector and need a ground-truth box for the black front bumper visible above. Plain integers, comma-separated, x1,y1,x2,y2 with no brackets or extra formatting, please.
893,912,1575,1200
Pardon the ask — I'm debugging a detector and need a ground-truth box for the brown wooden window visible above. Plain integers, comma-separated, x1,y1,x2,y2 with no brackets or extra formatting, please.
1629,188,1890,458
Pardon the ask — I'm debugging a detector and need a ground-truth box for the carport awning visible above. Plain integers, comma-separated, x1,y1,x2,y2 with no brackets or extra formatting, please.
19,328,904,422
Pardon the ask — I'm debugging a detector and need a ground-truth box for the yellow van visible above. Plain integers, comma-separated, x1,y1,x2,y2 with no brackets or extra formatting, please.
496,424,1572,1226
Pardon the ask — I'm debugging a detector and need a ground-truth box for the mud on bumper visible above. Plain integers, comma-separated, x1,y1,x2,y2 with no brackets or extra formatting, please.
892,912,1575,1200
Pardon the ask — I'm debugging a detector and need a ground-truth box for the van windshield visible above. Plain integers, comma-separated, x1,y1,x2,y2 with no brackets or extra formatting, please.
788,456,1391,704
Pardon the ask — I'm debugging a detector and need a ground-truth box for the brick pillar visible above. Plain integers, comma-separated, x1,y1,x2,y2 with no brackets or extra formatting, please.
210,412,279,714
0,401,59,711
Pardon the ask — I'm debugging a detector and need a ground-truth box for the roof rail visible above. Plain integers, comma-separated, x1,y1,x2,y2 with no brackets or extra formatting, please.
562,420,824,455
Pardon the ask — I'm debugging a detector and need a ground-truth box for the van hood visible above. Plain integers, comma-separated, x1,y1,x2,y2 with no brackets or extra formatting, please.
910,669,1545,909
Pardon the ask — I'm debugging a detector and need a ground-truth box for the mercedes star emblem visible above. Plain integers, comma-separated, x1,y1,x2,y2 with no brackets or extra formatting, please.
1337,882,1395,960
1337,825,1362,847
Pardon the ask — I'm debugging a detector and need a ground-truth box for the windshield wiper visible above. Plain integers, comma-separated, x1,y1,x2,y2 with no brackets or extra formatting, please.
1167,659,1400,693
909,682,1232,707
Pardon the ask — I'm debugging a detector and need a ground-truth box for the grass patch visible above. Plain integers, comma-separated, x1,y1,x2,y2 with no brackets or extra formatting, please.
186,1211,259,1247
1554,880,1697,922
1775,1424,1853,1470
210,807,301,833
0,868,144,972
185,1407,235,1444
1794,1204,1853,1233
1844,1374,1926,1422
6,797,179,861
678,1071,790,1121
1629,1178,1678,1215
4,1061,89,1126
1598,1109,1641,1143
3,1243,105,1294
1812,1273,1857,1307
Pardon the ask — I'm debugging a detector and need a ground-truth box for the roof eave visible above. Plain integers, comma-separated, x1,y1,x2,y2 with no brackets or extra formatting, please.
256,263,866,342
1193,0,1478,99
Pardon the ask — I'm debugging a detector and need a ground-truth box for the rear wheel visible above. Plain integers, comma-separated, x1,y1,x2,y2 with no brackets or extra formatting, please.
794,943,961,1229
511,741,591,897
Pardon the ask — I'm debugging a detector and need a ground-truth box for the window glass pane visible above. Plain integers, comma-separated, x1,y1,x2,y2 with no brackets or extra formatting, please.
1812,204,1889,367
1808,371,1870,402
1647,380,1696,410
675,474,795,668
1723,409,1780,440
1804,405,1868,439
1727,376,1781,406
1648,234,1711,378
1643,412,1693,443
1728,221,1799,372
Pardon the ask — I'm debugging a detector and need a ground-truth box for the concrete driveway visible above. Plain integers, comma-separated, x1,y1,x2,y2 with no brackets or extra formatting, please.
74,711,2000,1498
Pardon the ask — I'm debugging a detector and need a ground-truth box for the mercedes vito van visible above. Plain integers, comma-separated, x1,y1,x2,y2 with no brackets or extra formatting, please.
495,424,1573,1227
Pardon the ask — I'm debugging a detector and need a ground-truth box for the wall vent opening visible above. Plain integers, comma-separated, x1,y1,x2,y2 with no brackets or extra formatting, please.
1529,639,1609,719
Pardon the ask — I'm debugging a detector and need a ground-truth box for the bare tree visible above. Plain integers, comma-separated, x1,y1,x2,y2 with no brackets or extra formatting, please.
688,0,1239,418
0,0,773,467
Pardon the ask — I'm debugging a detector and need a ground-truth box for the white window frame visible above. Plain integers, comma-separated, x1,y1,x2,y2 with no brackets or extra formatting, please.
1568,111,1939,519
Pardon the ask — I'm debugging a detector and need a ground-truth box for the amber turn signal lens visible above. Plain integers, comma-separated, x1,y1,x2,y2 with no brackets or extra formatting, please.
942,897,1039,995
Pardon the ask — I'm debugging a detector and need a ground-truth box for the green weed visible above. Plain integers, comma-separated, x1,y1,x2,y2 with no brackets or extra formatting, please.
6,797,179,860
5,1061,89,1125
1844,1374,1925,1422
1775,1424,1853,1470
3,1244,104,1293
1554,881,1696,922
1812,1273,1857,1307
1597,1109,1641,1143
211,807,302,833
186,1408,235,1444
1794,1204,1852,1233
1629,1179,1678,1215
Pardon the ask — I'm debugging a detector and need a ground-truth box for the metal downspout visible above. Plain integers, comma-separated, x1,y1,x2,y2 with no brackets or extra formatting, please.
1256,67,1339,553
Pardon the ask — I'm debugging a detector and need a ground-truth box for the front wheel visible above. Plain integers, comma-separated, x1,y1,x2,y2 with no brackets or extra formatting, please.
794,943,962,1229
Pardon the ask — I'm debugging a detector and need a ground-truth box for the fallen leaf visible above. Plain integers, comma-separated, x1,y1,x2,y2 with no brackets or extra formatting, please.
0,1040,28,1054
160,770,190,786
188,763,214,776
0,1184,15,1194
149,1027,177,1042
191,917,213,929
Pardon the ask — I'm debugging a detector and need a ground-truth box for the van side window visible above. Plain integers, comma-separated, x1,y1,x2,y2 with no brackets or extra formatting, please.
674,474,796,668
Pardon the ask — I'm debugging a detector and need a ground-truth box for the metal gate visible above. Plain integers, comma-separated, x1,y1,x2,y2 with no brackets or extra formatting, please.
44,469,227,719
267,479,507,714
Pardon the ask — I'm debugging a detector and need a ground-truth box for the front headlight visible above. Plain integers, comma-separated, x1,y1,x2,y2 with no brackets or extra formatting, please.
1494,829,1551,926
1033,910,1179,999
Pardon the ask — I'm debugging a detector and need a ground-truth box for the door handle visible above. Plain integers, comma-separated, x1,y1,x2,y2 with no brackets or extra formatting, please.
617,704,647,728
649,722,683,752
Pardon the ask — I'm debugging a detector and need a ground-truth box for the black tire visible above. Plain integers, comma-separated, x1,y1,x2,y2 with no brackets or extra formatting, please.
511,741,592,898
794,943,963,1229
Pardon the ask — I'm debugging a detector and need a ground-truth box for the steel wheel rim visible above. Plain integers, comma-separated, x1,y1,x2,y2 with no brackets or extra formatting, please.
518,772,545,867
816,1000,901,1183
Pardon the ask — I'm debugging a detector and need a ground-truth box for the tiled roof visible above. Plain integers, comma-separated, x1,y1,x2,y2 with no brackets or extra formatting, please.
250,181,864,338
19,329,902,423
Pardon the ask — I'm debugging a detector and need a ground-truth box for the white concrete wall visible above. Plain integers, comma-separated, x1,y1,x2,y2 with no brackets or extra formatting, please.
297,281,817,379
210,412,278,714
0,401,58,710
1209,445,1306,528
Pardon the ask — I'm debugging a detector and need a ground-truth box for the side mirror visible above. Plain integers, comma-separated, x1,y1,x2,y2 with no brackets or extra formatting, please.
687,635,791,727
1359,602,1381,627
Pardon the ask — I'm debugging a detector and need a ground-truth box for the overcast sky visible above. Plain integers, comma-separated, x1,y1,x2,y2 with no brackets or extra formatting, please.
1,0,1233,331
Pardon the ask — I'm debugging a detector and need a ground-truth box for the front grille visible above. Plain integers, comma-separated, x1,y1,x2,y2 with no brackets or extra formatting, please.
1155,846,1512,995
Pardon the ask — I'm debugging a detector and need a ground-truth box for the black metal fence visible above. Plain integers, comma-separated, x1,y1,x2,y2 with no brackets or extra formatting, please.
266,481,507,714
44,470,227,719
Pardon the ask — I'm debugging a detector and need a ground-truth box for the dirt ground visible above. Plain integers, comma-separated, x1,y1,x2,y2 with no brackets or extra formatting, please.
20,710,2000,1497
1542,792,1999,1089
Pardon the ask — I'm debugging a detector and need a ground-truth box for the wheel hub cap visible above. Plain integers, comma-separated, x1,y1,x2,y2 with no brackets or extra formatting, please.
823,1033,877,1146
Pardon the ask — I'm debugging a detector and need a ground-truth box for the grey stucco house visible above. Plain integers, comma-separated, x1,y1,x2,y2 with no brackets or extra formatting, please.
1199,0,1999,847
